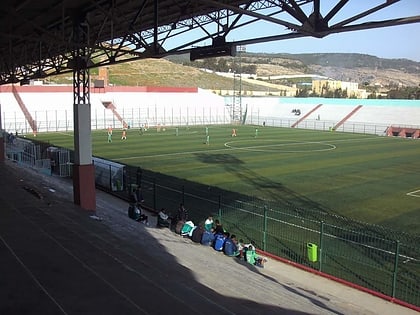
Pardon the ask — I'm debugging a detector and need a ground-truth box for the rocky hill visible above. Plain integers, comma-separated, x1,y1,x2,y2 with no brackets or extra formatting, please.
49,53,419,90
171,52,420,87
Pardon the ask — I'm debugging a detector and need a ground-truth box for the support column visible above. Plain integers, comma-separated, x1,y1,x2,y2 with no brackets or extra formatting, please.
71,13,96,210
0,103,4,161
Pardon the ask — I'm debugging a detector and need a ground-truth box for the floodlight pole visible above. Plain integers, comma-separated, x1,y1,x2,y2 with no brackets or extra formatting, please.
239,46,243,121
233,45,246,124
0,102,4,161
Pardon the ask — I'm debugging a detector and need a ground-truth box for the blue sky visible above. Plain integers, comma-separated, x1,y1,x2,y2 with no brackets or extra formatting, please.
239,1,420,61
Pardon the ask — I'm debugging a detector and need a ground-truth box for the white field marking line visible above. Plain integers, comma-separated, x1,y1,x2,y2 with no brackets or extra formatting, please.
56,132,73,137
224,139,336,153
406,189,420,197
132,130,199,136
116,147,233,160
321,136,383,144
115,141,328,160
115,136,378,160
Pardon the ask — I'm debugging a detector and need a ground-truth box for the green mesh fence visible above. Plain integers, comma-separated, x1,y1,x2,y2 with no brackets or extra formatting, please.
21,140,420,307
136,170,420,307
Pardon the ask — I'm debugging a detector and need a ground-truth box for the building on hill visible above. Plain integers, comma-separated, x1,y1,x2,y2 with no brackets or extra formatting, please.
312,79,366,98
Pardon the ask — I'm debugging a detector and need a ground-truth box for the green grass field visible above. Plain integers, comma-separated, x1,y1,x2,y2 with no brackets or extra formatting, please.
35,125,420,234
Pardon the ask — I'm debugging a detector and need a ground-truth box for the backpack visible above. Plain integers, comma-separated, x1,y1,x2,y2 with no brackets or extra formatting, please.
223,238,238,256
191,227,204,243
201,230,215,246
128,205,135,219
128,205,142,220
181,221,195,236
213,233,225,251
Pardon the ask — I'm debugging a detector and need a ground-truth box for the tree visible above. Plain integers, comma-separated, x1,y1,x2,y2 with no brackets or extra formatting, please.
296,87,310,97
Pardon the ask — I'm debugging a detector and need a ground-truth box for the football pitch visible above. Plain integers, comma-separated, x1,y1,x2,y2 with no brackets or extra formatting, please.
36,125,420,234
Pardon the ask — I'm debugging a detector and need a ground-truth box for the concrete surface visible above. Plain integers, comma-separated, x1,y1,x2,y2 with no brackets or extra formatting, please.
0,160,418,315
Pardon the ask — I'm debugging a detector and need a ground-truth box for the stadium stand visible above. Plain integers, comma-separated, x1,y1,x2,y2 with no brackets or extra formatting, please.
1,86,419,138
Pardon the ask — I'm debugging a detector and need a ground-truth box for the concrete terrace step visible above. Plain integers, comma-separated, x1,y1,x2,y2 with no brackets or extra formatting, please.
0,160,417,315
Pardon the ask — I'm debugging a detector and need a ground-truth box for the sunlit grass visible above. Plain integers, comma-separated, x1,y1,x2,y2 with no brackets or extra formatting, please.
34,125,420,234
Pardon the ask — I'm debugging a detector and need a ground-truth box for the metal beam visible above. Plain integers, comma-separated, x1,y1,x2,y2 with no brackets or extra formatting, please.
0,0,419,85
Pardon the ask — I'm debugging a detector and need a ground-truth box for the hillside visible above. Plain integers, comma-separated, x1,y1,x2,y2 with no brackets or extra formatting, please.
172,52,420,87
107,58,275,91
49,58,280,92
49,52,420,90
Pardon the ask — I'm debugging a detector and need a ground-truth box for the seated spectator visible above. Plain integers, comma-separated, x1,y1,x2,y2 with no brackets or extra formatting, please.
214,219,224,235
127,204,148,225
224,234,240,257
204,215,214,232
157,208,171,228
245,245,267,268
175,219,185,235
237,239,246,260
176,203,188,222
201,227,215,246
213,231,228,252
130,186,144,206
242,241,255,263
191,224,204,243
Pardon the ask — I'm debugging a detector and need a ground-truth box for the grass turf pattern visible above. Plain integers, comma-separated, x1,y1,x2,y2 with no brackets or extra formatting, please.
35,125,420,235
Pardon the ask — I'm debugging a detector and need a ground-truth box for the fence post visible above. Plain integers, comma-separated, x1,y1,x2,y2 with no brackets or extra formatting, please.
182,185,185,205
218,194,222,218
153,178,157,212
319,221,324,272
136,167,142,186
263,205,268,251
108,164,112,190
392,240,400,299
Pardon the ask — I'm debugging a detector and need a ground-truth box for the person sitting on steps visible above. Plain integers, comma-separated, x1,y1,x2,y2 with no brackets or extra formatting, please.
127,204,148,225
157,208,171,228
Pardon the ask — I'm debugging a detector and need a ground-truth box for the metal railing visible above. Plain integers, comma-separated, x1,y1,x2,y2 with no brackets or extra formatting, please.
126,163,420,308
5,136,419,308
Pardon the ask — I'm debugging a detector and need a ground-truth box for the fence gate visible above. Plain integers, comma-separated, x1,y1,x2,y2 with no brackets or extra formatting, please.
47,146,71,177
58,149,71,177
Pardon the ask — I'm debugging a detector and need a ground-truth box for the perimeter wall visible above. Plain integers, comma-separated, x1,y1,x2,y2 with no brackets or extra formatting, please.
1,86,420,136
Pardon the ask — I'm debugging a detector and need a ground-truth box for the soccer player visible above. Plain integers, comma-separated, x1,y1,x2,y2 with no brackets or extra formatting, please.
107,126,113,143
255,128,258,138
231,128,237,137
121,129,127,140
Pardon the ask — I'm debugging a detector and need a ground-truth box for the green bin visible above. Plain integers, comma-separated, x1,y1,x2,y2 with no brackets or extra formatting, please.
307,243,318,262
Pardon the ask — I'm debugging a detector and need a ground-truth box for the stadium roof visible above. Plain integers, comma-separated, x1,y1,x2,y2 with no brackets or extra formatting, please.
1,0,419,85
